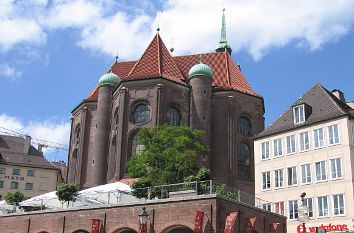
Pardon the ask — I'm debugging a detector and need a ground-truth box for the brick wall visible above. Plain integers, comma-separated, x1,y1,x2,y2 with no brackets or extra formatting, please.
0,195,286,233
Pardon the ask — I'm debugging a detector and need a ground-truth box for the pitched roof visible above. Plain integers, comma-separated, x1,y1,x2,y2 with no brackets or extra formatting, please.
0,135,58,170
125,33,185,83
85,34,259,101
255,83,353,139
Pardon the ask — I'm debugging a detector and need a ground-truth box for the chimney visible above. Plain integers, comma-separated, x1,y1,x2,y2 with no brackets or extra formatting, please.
38,144,43,154
23,135,31,154
331,89,346,103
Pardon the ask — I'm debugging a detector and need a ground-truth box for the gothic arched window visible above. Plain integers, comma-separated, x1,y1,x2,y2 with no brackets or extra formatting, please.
131,133,144,157
237,143,251,179
75,125,80,147
114,109,119,130
167,107,181,126
237,117,251,136
132,103,150,125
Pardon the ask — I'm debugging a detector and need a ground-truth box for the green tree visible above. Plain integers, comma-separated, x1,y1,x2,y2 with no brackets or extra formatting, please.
127,125,209,186
56,183,80,207
4,191,24,205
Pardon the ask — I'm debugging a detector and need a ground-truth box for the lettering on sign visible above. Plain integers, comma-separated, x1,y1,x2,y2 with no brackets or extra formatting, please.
0,175,25,181
297,223,348,233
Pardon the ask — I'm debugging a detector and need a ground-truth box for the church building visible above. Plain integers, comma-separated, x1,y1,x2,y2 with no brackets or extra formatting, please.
67,11,265,195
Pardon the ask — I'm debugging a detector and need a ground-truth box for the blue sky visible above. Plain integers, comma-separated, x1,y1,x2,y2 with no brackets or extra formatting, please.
1,0,354,162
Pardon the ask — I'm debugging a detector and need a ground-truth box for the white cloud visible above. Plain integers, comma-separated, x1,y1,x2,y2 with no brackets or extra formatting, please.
0,64,22,81
78,12,152,59
43,0,102,29
0,114,70,161
1,0,354,60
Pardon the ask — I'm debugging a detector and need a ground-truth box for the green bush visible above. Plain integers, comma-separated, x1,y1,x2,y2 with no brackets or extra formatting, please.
4,191,24,205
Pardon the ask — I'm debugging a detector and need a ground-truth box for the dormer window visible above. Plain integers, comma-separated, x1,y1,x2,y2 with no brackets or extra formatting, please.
293,104,305,124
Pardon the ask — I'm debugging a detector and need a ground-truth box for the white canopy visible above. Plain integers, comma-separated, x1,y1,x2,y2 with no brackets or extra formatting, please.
19,181,140,210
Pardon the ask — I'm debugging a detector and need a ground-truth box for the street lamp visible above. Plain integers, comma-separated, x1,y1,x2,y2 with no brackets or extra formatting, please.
297,192,310,233
139,207,149,233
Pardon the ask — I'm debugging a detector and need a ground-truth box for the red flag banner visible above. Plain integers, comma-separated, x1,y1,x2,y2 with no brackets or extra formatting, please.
91,219,101,233
139,223,148,233
194,211,205,233
224,212,238,233
268,223,280,233
245,217,256,233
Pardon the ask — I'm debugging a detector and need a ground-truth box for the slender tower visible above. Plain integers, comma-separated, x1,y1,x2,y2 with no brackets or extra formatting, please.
189,55,213,167
215,8,232,54
91,72,120,187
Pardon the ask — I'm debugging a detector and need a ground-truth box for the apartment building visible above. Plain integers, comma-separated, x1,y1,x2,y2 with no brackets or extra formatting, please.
0,135,63,200
254,84,354,233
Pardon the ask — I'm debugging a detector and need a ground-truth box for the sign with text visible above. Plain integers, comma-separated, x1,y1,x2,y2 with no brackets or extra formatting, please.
268,223,279,233
91,219,101,233
245,217,256,233
224,212,238,233
194,211,205,233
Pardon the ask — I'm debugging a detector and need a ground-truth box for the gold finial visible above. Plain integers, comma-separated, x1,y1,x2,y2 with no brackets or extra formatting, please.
157,22,160,32
115,52,119,62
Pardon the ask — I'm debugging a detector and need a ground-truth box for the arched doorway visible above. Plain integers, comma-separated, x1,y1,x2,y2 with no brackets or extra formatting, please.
113,228,138,233
164,226,194,233
72,230,89,233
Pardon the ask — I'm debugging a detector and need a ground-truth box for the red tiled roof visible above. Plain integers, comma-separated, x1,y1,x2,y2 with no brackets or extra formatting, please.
85,33,259,101
174,52,258,96
125,33,184,83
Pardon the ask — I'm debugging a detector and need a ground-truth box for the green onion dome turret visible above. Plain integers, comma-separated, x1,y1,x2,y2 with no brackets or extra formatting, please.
188,56,213,79
98,72,121,86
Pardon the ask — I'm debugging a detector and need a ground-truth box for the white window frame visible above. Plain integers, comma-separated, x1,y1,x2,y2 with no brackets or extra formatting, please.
287,166,298,186
301,163,312,185
330,158,343,180
286,135,296,155
288,200,298,220
332,194,345,216
262,171,271,191
273,138,283,157
328,124,340,145
299,131,310,152
313,128,325,149
304,197,314,218
315,161,327,182
261,141,270,160
293,104,305,124
274,169,284,188
317,196,329,217
274,201,285,216
262,203,272,212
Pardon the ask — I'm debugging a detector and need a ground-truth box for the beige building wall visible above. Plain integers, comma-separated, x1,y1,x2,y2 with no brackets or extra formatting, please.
255,116,354,233
0,164,60,200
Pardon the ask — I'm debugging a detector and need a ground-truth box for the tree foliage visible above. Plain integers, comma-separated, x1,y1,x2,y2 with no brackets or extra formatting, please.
184,167,212,182
127,125,209,187
5,191,24,205
56,183,80,206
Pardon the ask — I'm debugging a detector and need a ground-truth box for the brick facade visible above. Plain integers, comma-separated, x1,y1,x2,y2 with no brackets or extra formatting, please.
0,195,286,233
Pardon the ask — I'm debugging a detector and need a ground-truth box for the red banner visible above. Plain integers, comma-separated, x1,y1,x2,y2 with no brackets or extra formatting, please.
91,219,101,233
224,212,238,233
268,223,280,233
245,217,256,233
194,211,205,233
139,223,148,233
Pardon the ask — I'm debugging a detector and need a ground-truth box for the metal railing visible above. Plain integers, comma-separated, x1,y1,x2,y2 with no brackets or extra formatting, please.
133,180,274,212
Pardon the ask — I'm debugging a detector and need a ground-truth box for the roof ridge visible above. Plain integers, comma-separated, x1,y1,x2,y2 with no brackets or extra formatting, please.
157,33,162,76
317,84,350,113
127,34,158,78
224,51,231,86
